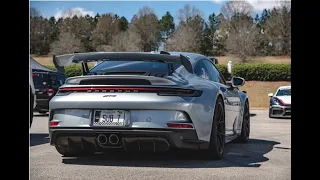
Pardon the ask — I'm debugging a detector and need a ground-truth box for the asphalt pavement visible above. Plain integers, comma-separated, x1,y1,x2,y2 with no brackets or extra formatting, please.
30,110,291,180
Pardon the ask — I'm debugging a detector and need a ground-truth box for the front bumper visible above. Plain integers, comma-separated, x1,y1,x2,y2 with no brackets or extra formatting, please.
269,105,291,118
49,127,209,152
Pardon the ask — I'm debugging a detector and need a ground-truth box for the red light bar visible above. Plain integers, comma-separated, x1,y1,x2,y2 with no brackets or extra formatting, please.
167,123,193,129
32,73,39,77
57,87,202,97
59,87,191,92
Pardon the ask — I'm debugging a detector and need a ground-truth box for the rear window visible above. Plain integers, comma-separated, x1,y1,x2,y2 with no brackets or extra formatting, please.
32,73,48,86
90,60,181,74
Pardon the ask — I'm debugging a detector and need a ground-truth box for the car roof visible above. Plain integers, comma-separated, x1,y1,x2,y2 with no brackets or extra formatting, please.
278,86,291,90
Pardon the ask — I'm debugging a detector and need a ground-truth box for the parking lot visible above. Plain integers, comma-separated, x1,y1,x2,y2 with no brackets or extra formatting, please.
30,109,291,180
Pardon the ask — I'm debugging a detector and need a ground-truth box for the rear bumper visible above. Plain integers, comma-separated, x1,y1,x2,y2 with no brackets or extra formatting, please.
269,105,291,118
49,128,209,151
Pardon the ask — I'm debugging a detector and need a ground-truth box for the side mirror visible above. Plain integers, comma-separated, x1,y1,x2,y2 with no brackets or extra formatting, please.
268,93,274,97
231,77,245,88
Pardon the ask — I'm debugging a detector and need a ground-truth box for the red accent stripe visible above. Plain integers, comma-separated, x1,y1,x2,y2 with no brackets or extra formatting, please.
167,123,193,129
275,97,290,105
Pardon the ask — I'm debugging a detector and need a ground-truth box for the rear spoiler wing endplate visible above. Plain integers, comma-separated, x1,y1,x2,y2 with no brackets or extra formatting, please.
53,52,193,75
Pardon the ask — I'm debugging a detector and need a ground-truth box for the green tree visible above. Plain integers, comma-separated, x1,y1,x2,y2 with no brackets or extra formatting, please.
94,13,100,23
199,23,213,55
255,9,273,56
59,14,95,52
159,11,175,37
119,16,129,31
265,4,291,56
47,16,59,45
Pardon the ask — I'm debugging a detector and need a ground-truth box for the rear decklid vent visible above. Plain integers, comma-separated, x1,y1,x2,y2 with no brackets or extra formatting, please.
144,72,168,78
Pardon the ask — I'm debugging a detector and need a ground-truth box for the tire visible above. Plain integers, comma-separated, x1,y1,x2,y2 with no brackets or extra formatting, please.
39,111,47,115
269,108,274,118
55,145,94,157
203,97,226,160
237,100,250,143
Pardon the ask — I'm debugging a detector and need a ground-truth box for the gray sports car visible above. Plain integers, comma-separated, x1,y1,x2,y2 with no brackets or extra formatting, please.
49,51,250,160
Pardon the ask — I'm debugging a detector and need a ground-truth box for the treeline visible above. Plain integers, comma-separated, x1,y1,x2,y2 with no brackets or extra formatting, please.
30,1,291,62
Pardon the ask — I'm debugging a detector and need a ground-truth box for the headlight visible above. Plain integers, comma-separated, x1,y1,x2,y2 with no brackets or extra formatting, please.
272,98,281,105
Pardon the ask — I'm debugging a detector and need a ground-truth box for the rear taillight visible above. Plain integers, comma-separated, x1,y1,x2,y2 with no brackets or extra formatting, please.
47,88,54,97
32,73,39,77
57,87,202,97
167,123,194,129
49,121,59,126
157,90,202,97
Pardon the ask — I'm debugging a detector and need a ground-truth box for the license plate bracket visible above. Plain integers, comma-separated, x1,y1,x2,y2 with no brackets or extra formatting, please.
93,110,126,127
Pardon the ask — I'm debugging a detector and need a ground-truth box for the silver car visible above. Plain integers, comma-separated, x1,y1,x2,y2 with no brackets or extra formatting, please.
49,52,250,160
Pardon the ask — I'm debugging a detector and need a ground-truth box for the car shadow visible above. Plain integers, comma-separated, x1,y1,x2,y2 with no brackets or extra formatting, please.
61,138,279,168
30,133,49,147
33,113,49,117
250,113,256,117
270,117,291,120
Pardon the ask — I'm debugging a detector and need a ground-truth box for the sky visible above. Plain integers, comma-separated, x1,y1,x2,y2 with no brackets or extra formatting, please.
30,0,288,22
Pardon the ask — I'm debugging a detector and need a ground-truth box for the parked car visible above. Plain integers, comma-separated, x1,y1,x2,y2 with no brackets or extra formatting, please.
268,86,291,118
30,67,36,128
48,52,250,160
32,70,67,114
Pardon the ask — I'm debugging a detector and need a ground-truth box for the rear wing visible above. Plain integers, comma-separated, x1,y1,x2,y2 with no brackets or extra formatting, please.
53,52,193,75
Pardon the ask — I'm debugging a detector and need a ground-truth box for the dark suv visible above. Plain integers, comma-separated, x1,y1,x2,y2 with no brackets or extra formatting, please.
32,70,67,114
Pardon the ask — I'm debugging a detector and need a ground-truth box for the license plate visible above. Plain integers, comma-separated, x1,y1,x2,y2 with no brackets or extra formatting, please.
93,110,125,127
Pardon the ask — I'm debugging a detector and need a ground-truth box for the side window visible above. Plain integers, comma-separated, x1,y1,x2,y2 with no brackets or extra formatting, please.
50,74,59,86
218,73,227,85
58,75,66,85
194,60,210,80
202,59,220,83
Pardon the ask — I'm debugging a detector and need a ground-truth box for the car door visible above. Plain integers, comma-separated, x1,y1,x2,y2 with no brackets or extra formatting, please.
201,59,241,136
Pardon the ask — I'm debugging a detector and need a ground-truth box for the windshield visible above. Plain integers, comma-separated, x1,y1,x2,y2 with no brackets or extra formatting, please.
90,60,181,75
276,89,291,96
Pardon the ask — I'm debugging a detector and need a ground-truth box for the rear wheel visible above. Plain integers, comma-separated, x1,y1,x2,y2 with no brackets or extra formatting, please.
203,97,225,160
237,100,250,143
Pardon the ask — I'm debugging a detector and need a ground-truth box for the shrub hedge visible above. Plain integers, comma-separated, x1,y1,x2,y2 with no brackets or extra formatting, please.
231,63,291,81
215,64,231,81
44,63,290,81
